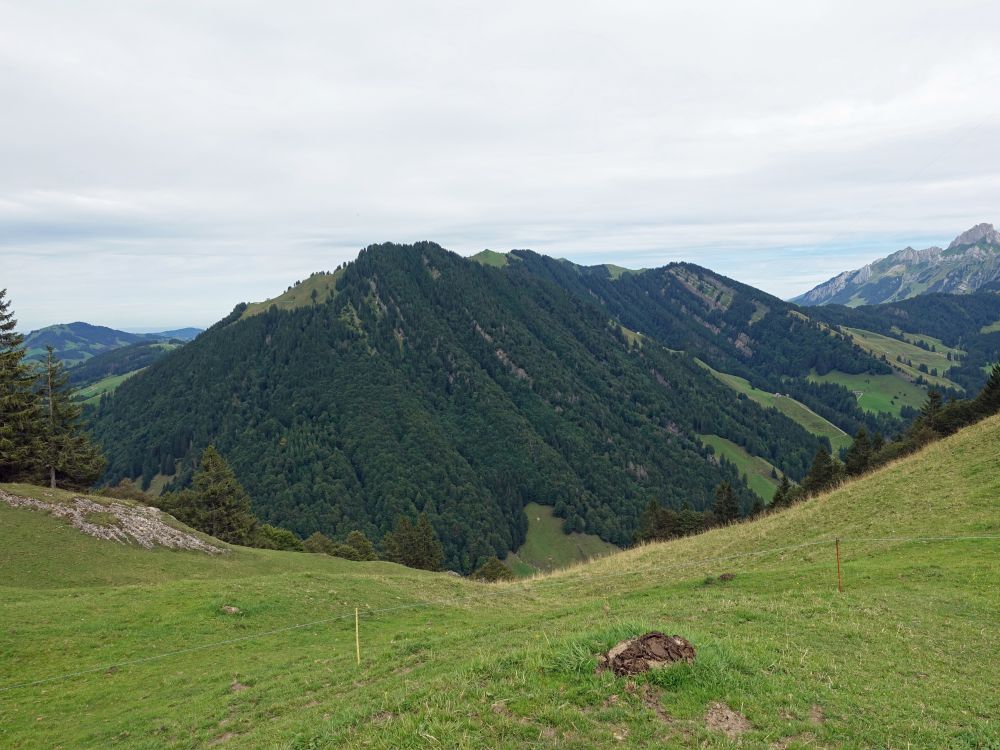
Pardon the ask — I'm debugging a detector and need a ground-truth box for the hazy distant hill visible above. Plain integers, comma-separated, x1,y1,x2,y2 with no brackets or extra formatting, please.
795,222,1000,306
23,322,201,366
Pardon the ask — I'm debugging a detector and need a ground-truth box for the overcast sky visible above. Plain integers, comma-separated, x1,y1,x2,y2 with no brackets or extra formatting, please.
3,1,999,331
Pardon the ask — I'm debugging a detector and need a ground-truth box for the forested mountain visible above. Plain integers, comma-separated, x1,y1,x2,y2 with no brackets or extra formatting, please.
92,242,832,571
794,222,1000,306
23,322,201,367
509,252,902,437
68,340,185,390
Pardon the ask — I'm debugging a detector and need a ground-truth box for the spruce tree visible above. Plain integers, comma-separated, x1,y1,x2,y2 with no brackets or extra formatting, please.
413,514,444,571
712,481,740,524
973,363,1000,419
802,447,843,496
919,390,943,433
39,346,105,489
183,445,257,545
771,473,792,508
844,428,873,476
382,514,444,570
0,289,41,482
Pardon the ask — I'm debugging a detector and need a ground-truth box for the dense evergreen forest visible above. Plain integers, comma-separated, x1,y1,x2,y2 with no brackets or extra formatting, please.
510,253,904,437
93,243,834,571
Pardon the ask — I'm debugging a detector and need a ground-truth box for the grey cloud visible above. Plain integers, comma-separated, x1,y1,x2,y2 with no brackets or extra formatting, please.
2,0,999,330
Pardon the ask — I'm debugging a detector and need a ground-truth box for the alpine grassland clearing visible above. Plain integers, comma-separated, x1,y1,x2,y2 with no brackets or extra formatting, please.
843,327,962,390
504,502,618,575
73,369,146,405
3,417,1000,748
699,434,779,501
807,369,929,416
696,359,852,451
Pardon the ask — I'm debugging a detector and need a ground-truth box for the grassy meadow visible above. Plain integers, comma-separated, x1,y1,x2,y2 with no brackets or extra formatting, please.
844,327,962,390
2,416,1000,748
807,369,929,416
73,369,146,405
696,359,852,451
505,502,618,576
699,434,779,501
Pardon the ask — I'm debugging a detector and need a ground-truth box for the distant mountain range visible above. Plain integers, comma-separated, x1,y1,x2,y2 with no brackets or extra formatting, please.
23,322,202,367
795,222,1000,306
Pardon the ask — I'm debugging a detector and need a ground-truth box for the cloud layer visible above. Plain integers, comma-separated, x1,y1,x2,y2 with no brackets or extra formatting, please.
3,0,999,330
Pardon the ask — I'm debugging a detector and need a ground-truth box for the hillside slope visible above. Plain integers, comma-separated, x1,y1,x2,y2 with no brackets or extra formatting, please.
91,243,829,568
2,415,997,748
511,251,903,439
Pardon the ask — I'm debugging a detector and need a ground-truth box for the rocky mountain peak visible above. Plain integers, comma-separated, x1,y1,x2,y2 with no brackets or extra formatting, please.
947,223,1000,251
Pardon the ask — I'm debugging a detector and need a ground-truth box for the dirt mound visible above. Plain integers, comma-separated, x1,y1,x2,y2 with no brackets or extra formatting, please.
705,702,750,737
0,488,224,554
596,632,695,676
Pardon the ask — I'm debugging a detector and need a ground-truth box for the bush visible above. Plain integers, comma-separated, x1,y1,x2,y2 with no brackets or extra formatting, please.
472,557,514,582
254,524,304,551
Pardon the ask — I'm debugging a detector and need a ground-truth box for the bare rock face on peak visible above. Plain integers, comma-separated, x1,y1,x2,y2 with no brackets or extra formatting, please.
795,222,1000,306
947,223,1000,252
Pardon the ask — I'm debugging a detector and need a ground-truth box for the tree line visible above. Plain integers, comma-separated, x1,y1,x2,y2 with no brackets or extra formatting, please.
0,290,105,488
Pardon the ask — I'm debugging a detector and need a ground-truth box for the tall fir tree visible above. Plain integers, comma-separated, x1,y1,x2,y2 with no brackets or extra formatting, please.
843,428,873,476
919,390,944,433
39,346,105,488
973,363,1000,419
771,473,792,508
0,289,41,482
802,447,842,496
712,481,740,524
382,514,444,570
167,446,257,545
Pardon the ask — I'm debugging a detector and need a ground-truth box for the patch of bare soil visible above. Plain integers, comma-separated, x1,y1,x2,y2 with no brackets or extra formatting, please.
0,488,224,553
705,702,751,738
641,684,672,724
596,633,695,676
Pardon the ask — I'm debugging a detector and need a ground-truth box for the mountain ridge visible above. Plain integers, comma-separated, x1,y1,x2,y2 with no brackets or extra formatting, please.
795,221,1000,306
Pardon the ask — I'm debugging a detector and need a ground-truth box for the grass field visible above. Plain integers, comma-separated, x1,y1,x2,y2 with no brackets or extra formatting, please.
807,369,929,416
699,434,779,501
2,416,999,748
241,270,345,319
696,359,852,451
981,319,1000,334
470,249,511,268
505,502,618,575
73,369,146,405
844,327,962,390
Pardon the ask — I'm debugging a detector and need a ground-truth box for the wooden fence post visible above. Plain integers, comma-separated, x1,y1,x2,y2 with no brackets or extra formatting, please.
835,538,843,593
355,608,361,666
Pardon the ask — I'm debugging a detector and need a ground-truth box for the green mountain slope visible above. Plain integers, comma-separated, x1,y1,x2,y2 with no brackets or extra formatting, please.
795,222,1000,306
2,414,998,748
807,291,1000,394
509,251,904,440
67,340,183,391
92,243,829,570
